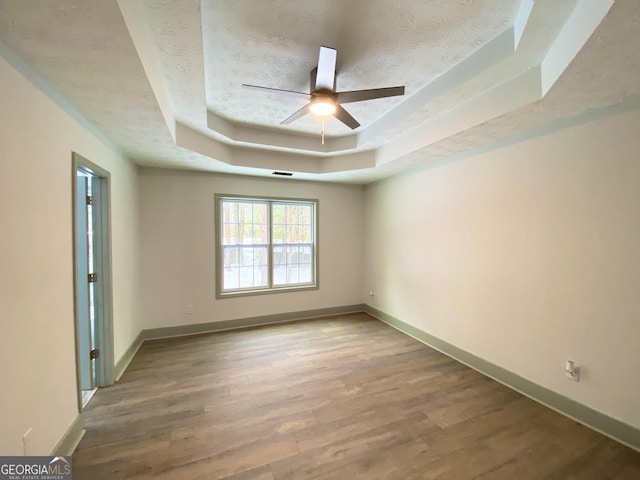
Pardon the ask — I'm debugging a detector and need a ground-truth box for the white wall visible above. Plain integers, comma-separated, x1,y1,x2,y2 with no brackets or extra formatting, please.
139,169,364,328
0,55,140,454
364,107,640,429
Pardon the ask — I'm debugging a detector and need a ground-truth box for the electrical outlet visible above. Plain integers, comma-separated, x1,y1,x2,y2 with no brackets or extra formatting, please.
22,428,32,456
565,360,580,382
186,304,193,314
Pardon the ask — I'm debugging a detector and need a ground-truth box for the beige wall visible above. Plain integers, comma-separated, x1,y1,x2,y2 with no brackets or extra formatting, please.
0,55,140,454
364,107,640,429
139,169,365,328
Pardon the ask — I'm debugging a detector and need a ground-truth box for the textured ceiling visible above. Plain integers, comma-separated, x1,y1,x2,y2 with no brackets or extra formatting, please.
0,0,637,183
200,0,516,135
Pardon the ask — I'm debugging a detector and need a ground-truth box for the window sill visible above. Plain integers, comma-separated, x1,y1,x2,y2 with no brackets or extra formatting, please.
216,283,318,299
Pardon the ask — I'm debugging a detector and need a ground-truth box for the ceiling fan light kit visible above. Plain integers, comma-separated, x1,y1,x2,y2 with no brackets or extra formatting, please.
309,95,336,116
243,46,405,132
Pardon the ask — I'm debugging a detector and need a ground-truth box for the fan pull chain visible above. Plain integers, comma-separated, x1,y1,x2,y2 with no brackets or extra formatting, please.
321,119,325,145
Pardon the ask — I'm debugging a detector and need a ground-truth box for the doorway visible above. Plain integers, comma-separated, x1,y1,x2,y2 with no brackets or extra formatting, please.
73,153,114,410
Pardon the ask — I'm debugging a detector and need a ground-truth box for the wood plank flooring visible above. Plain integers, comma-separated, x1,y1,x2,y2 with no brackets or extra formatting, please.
72,313,640,479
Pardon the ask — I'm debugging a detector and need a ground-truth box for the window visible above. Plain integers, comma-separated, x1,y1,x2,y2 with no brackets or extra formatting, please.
216,195,318,297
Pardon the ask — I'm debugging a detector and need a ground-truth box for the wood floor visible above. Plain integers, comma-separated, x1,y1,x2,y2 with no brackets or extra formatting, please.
72,313,640,479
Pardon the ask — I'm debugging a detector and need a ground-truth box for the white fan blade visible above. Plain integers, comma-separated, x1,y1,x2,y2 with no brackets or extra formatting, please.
315,46,337,90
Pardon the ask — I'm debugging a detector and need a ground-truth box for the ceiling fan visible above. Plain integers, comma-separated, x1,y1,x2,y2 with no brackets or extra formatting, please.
242,46,405,130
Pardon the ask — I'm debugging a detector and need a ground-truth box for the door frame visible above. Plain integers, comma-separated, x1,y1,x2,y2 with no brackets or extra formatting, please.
72,152,115,411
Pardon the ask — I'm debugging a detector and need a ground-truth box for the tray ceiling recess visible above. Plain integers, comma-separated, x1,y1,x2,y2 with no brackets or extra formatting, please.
118,0,611,177
0,0,618,181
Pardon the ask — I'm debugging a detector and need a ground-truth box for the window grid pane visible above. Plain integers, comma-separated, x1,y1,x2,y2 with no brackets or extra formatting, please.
221,199,270,291
271,201,314,287
223,201,269,247
220,198,315,293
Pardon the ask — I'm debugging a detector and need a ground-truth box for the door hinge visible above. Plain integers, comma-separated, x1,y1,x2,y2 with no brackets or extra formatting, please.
88,273,97,283
90,349,99,360
86,195,94,206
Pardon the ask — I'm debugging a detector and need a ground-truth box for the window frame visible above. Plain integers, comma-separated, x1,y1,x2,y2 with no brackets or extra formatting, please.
215,194,319,298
